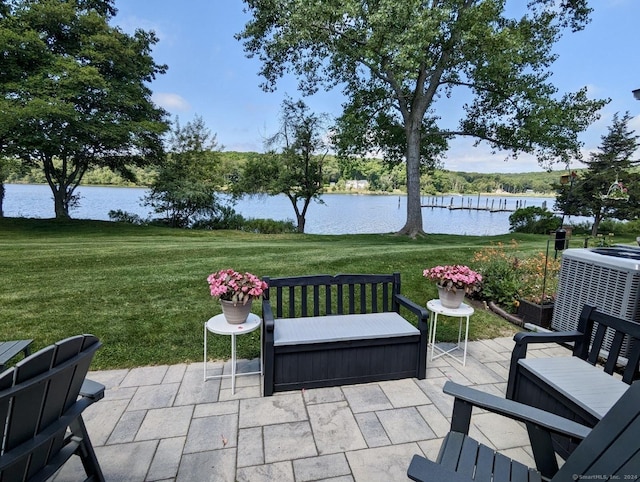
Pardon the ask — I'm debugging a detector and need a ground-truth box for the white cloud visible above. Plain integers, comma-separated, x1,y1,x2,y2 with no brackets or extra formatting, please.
152,92,191,112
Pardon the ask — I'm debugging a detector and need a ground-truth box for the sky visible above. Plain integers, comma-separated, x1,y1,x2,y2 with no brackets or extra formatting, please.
112,0,640,174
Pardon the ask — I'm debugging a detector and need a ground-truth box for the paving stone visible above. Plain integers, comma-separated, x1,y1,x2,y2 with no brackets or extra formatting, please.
87,368,129,389
107,410,146,445
439,365,473,385
99,385,137,402
417,438,444,461
303,386,345,405
218,383,262,401
237,427,264,467
146,436,185,481
54,440,158,482
342,384,392,413
354,412,390,447
483,361,510,381
128,382,179,410
194,399,239,418
448,359,502,385
473,412,529,450
467,340,510,363
176,448,236,482
263,421,317,463
492,337,517,352
346,442,420,482
376,407,435,444
379,379,431,408
414,377,454,418
293,453,351,481
239,392,306,428
175,364,221,405
501,446,537,470
236,461,294,482
183,414,238,453
163,363,187,384
307,401,367,454
83,398,129,446
417,403,451,438
120,365,169,387
135,405,194,441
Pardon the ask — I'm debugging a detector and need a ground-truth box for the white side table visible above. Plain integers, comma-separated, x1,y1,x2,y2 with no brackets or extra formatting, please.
426,299,474,366
203,313,262,394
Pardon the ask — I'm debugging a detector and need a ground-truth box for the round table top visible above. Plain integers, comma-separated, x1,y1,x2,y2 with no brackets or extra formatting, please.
205,313,261,335
427,299,475,316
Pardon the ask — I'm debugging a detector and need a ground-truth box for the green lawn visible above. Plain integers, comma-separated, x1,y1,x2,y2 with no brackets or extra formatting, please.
1,217,620,370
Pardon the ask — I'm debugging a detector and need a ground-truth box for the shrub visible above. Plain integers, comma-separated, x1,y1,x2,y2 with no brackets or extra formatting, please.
509,206,561,234
472,241,560,312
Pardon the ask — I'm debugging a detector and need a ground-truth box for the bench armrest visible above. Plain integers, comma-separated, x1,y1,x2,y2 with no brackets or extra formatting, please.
394,294,429,331
80,378,105,402
262,299,275,333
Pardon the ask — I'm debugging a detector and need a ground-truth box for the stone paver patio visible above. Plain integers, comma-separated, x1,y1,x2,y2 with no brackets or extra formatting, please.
53,336,571,481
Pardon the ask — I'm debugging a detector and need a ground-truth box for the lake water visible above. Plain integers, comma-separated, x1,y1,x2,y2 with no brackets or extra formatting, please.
3,183,557,236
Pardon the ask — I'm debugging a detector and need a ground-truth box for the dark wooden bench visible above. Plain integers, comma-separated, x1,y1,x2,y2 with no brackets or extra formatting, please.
0,334,105,481
0,339,33,371
506,304,640,458
262,273,429,396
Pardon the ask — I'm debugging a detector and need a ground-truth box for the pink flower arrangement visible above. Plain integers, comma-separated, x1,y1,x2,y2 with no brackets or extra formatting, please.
423,265,482,294
207,269,268,305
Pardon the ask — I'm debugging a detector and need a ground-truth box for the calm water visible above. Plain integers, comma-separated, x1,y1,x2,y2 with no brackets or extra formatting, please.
3,184,557,236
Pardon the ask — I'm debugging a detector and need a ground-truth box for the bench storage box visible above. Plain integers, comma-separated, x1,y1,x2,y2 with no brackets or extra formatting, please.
262,273,428,396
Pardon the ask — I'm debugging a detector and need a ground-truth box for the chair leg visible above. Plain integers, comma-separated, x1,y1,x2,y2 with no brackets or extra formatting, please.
69,416,105,482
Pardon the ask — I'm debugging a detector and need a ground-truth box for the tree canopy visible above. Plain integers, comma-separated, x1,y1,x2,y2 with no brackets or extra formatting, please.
232,98,328,233
144,116,225,228
555,112,640,235
237,0,606,236
0,0,169,219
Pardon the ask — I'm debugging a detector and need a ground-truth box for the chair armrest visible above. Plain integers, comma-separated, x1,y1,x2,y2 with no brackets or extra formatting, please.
262,299,275,333
79,378,105,402
394,294,429,331
444,381,591,440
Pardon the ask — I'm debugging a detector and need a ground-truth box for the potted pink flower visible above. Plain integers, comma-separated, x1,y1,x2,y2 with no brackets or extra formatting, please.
423,265,482,309
207,269,268,324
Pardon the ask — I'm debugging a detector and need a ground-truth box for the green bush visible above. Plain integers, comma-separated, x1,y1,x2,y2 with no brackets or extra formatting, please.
509,206,561,234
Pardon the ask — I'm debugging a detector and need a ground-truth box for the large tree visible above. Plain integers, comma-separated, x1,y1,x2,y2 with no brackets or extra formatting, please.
144,116,226,228
555,112,640,236
0,0,168,219
237,0,606,236
233,98,327,233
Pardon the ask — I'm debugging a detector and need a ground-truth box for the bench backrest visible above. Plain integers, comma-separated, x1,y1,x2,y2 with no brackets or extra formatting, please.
575,305,640,384
0,334,101,480
263,273,401,318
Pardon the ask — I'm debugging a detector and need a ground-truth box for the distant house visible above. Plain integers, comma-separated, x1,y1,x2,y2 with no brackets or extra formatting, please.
345,180,370,190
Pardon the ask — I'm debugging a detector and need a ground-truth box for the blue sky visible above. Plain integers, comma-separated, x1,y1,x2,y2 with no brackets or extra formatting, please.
113,0,640,174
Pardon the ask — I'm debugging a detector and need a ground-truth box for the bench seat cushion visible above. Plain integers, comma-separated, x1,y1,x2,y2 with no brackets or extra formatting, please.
518,356,628,419
274,312,419,346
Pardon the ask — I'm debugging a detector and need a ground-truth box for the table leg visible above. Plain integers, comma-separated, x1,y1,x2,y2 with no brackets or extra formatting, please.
231,333,236,395
430,312,437,361
203,323,207,381
463,315,470,366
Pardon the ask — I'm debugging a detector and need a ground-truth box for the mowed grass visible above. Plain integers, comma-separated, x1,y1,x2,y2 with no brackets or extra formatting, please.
0,217,606,370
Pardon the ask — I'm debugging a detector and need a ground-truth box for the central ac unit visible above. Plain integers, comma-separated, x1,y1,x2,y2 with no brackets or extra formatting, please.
552,247,640,356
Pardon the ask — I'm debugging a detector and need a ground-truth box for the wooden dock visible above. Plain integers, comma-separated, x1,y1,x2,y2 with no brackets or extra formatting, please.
421,195,537,213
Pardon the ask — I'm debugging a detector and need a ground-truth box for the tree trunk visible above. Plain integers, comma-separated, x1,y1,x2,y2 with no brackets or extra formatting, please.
591,211,603,237
52,184,71,219
0,183,4,218
397,120,424,237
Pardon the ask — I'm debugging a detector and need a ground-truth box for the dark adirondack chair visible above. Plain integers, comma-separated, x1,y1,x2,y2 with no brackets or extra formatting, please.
407,380,640,481
0,334,105,482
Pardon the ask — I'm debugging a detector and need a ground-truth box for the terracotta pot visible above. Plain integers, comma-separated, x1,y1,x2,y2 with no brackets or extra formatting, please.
220,299,253,324
437,285,465,309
